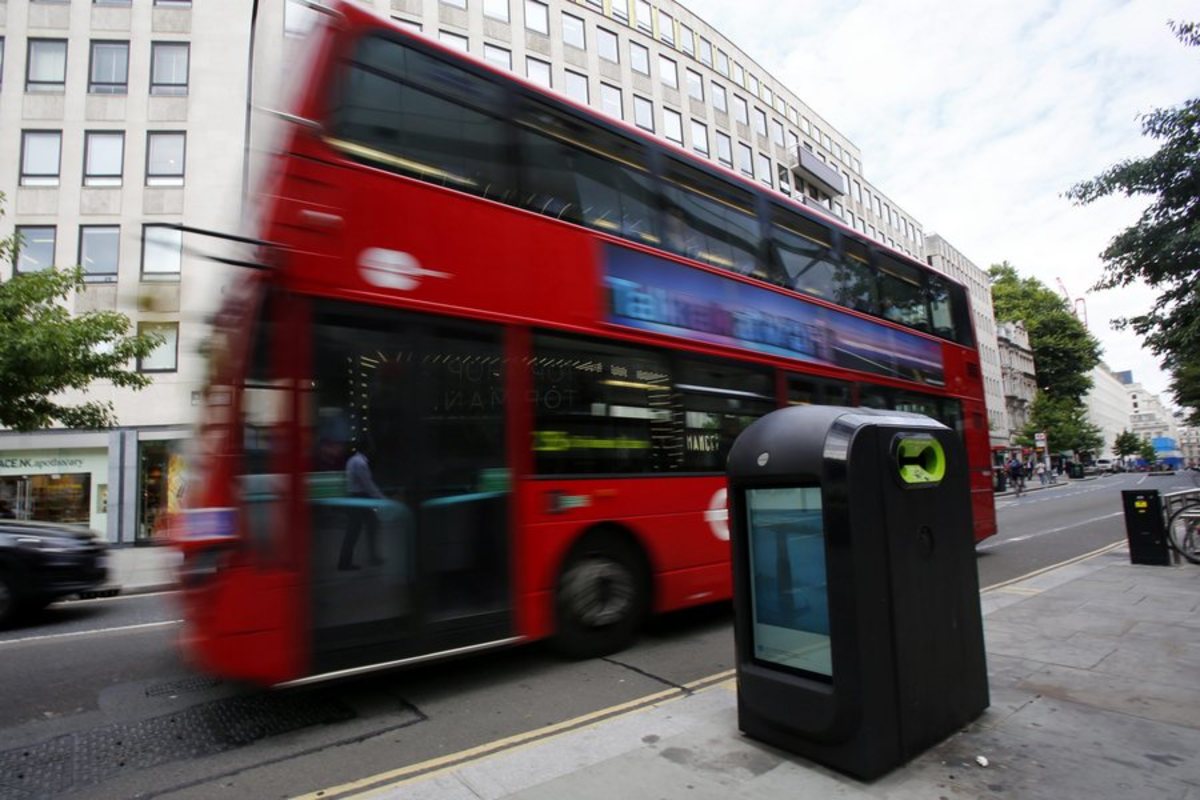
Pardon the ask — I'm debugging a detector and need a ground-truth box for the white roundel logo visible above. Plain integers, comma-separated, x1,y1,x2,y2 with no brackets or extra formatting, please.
359,248,450,291
706,487,729,541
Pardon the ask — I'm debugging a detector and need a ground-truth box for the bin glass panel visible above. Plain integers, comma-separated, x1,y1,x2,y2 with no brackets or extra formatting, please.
745,486,831,679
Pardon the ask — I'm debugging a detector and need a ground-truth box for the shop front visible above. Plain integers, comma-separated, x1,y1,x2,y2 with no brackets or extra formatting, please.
0,449,110,531
137,437,189,544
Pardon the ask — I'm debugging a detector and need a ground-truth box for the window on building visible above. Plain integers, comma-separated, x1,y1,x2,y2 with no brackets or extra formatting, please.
442,0,467,7
630,41,649,74
27,39,67,92
142,224,182,279
84,131,124,186
679,24,694,56
562,13,585,49
88,41,129,94
753,107,767,137
736,142,753,177
598,27,619,62
138,322,179,373
663,107,683,145
734,95,749,126
483,44,511,70
21,131,62,186
526,56,551,87
733,62,745,87
685,69,703,101
771,119,785,147
146,131,186,185
659,12,674,45
13,227,56,274
699,37,712,66
600,83,622,119
748,74,760,97
633,94,653,131
564,69,588,104
717,50,729,76
777,165,791,196
611,0,628,23
659,55,677,89
483,0,509,21
150,42,189,95
757,153,771,186
525,0,549,34
711,82,727,114
0,39,5,88
787,130,799,151
79,226,120,281
690,120,708,156
439,31,469,52
715,131,732,167
635,0,652,32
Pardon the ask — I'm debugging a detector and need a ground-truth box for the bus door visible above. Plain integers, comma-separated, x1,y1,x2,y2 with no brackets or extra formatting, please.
305,300,512,675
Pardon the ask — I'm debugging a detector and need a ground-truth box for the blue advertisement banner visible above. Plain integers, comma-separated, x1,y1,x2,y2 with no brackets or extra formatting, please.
604,244,945,386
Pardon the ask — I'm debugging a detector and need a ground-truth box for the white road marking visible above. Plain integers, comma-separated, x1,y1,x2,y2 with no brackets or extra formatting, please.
0,619,182,647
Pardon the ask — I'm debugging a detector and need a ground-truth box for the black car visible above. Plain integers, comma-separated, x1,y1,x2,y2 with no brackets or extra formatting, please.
0,520,109,626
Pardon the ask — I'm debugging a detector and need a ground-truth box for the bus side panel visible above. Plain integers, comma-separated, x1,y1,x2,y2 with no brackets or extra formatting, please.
517,476,732,620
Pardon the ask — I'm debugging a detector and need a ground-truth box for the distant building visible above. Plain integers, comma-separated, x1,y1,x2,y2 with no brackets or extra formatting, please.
1175,416,1199,467
924,235,1006,449
1085,363,1132,460
996,321,1037,442
1126,379,1180,465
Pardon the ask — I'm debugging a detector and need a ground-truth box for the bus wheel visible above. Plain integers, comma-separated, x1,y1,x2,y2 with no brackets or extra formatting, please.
553,532,647,659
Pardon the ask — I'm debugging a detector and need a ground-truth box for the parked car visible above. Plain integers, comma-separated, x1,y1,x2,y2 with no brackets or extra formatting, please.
0,520,109,627
1096,459,1113,474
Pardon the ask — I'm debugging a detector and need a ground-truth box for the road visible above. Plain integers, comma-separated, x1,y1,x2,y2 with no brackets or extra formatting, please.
0,471,1195,799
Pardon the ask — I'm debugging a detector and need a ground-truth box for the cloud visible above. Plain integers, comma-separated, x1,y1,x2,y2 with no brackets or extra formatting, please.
680,0,1196,398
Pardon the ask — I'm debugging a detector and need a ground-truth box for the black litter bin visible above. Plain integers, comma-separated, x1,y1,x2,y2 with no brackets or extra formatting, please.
995,471,1007,492
1069,463,1084,479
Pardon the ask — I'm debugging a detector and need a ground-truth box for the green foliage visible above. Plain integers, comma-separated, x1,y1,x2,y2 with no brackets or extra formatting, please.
1,220,162,430
988,262,1102,401
1112,429,1143,459
1138,438,1158,463
1065,20,1200,421
1023,394,1104,458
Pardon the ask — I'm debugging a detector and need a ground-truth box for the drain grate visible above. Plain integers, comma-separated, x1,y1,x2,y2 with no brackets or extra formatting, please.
0,691,356,799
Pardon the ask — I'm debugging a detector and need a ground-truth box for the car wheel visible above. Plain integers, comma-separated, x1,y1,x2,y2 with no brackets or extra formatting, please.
553,531,648,659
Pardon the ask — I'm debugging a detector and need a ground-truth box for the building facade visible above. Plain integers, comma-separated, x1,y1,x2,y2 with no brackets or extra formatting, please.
1126,378,1182,466
1085,362,1132,461
923,234,1005,449
2,0,997,539
995,320,1036,441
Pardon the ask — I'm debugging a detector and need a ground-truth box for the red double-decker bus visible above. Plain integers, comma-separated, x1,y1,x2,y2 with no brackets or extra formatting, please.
175,1,995,685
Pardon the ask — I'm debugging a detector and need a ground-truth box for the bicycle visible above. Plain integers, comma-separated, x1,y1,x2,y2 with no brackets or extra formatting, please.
1166,501,1200,565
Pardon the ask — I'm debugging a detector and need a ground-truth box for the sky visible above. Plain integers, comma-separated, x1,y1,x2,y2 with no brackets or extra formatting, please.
681,0,1197,401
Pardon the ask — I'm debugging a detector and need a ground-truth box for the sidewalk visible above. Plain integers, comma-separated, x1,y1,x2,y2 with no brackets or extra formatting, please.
324,545,1200,800
994,473,1098,498
97,543,181,596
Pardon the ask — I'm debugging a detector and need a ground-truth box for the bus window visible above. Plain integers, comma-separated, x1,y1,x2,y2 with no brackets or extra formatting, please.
836,238,877,314
857,385,892,410
770,206,841,300
328,35,515,201
533,334,678,475
877,254,931,332
676,359,775,471
787,375,852,406
516,101,659,244
661,159,761,276
927,274,957,341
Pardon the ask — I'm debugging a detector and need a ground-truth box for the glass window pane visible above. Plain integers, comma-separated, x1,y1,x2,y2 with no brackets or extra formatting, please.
663,108,682,144
147,132,185,184
633,95,653,131
525,0,549,34
151,43,189,94
15,227,56,273
630,42,649,74
878,255,930,330
659,55,677,88
483,44,511,70
690,120,707,156
80,226,120,278
22,131,61,185
85,132,124,185
661,158,761,275
526,56,551,88
483,0,509,21
139,322,179,372
438,31,469,52
600,83,622,120
598,28,618,63
676,358,774,471
90,42,129,93
28,40,67,90
564,70,588,104
562,13,585,49
686,69,703,101
143,225,183,276
716,131,732,166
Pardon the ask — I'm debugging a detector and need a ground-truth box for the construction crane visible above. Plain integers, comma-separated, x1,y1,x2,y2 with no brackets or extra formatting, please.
1055,277,1089,329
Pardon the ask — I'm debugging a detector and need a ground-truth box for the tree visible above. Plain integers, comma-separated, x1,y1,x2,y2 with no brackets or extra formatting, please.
1,214,162,431
1138,438,1158,465
988,262,1102,401
1065,21,1200,421
1112,429,1142,461
1024,394,1103,459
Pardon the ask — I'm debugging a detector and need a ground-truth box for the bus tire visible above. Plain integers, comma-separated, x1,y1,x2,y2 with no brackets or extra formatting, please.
552,530,648,659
